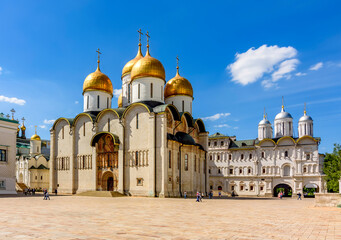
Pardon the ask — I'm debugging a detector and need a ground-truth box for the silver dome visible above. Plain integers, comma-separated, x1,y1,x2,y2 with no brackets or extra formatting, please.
275,111,293,120
299,115,313,121
259,119,271,125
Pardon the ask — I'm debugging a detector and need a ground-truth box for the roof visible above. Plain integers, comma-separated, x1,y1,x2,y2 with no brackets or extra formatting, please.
209,132,229,139
0,115,19,124
229,139,258,149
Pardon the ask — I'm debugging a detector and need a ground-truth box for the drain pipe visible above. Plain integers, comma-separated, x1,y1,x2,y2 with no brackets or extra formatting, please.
154,113,157,197
119,119,125,195
179,143,183,197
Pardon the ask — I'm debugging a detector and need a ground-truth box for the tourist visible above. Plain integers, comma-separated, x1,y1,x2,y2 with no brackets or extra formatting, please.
184,191,187,199
55,189,58,196
219,191,222,197
201,192,205,199
199,192,203,202
196,192,200,202
297,192,302,200
45,191,50,200
231,190,235,197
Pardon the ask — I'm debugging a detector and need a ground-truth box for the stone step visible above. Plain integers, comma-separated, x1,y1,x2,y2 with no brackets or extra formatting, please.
75,191,125,198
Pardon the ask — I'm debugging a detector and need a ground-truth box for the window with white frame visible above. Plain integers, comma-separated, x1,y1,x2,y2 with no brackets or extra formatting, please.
0,180,5,189
0,149,7,162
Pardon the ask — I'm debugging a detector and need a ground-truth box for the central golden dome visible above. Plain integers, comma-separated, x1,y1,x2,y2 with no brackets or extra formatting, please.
83,65,113,96
131,49,165,82
164,69,193,99
118,92,123,107
122,44,144,78
31,134,41,141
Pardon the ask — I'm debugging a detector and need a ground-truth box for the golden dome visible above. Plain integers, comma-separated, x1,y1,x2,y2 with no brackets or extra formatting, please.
164,69,193,99
122,44,144,78
21,125,26,131
118,92,123,107
83,65,113,96
31,134,41,141
131,48,165,82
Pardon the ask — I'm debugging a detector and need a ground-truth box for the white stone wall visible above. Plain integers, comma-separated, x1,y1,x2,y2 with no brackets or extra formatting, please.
274,118,293,137
165,95,193,114
298,121,313,138
83,90,112,112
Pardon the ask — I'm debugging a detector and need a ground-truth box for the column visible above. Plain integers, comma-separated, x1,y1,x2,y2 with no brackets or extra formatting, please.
49,130,55,193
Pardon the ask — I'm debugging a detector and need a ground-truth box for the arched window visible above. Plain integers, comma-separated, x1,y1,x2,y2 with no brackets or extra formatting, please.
218,168,221,174
239,168,242,174
262,168,266,174
135,151,139,166
210,155,212,161
161,86,163,100
128,84,131,103
107,118,110,132
217,155,220,160
83,122,85,136
285,151,288,158
229,154,232,160
62,126,64,139
136,113,139,129
150,83,153,98
87,95,89,109
248,168,251,174
262,152,265,158
306,153,310,160
249,154,252,159
182,100,184,112
283,165,290,176
184,154,188,171
107,97,109,108
138,84,140,99
241,154,244,160
168,151,172,169
221,141,224,146
97,95,100,108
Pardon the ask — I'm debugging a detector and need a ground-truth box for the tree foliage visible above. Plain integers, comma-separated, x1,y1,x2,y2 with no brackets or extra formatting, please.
323,144,341,192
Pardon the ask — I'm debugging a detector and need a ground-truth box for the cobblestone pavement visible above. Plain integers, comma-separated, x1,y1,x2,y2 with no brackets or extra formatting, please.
1,194,340,240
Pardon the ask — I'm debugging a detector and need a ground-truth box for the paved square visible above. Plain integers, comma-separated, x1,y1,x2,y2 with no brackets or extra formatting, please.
1,195,341,239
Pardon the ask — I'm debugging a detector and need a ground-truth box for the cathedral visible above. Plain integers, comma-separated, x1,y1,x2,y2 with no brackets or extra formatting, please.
49,32,208,197
208,104,324,197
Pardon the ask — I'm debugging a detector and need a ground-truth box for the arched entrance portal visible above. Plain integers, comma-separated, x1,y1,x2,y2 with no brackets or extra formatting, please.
303,183,319,198
273,184,292,197
93,133,119,191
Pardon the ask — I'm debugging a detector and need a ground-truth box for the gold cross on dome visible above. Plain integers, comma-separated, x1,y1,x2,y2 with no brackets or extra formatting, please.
146,31,150,46
34,125,37,134
96,48,101,63
137,29,143,44
176,56,179,68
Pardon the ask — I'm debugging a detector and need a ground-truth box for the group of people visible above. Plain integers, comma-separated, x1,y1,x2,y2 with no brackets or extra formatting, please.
183,191,219,201
43,189,50,200
23,188,36,195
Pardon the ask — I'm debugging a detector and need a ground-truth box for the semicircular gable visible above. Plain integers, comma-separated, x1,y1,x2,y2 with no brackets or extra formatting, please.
181,112,194,128
258,138,276,147
194,119,206,133
90,131,120,147
296,136,319,144
122,102,152,119
52,117,72,130
95,109,120,122
72,113,94,127
277,136,296,146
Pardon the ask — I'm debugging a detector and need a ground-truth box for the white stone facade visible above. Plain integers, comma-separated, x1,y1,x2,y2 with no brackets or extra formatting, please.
208,108,324,197
0,116,18,194
165,95,193,115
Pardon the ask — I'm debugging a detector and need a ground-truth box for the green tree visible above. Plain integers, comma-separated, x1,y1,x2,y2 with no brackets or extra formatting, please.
323,144,341,192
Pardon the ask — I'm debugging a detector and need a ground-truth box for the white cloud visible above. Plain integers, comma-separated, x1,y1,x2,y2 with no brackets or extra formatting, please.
214,124,230,128
39,125,46,129
233,127,239,130
0,66,2,75
0,95,26,105
295,72,306,76
309,62,323,71
113,89,122,98
261,80,277,89
272,59,299,82
202,113,231,121
43,119,55,124
228,45,298,86
75,101,79,104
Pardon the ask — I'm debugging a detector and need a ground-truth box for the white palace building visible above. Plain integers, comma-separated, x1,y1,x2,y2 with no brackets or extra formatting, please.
49,32,208,197
208,105,325,197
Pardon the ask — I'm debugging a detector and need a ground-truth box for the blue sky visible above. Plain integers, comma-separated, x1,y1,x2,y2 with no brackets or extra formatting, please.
0,0,340,153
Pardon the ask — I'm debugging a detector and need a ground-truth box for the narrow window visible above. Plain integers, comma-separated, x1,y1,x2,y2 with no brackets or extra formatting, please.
221,141,224,146
208,142,211,147
168,151,172,169
97,95,100,109
250,185,254,191
217,155,220,160
262,168,266,174
198,158,200,173
231,186,234,191
248,168,251,174
182,100,184,112
241,154,244,160
136,113,139,129
37,146,39,152
62,126,64,139
261,152,265,158
240,185,244,191
249,154,252,159
229,154,232,160
285,151,288,158
306,153,310,160
87,95,89,109
303,167,307,173
150,83,153,98
83,122,85,136
260,186,264,191
190,102,192,113
161,86,163,100
209,169,211,174
239,168,242,174
194,155,196,172
128,84,131,103
229,169,233,174
184,154,188,171
177,152,180,170
138,84,140,99
210,155,212,161
108,118,110,132
135,151,139,166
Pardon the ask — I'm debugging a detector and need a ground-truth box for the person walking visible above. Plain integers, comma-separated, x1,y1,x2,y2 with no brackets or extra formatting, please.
45,191,50,200
219,191,222,198
55,189,58,196
184,191,187,199
199,192,203,202
297,192,302,200
196,192,200,202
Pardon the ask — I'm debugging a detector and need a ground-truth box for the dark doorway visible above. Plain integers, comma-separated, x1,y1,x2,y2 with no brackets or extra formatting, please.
107,177,113,191
273,184,292,197
218,186,222,190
